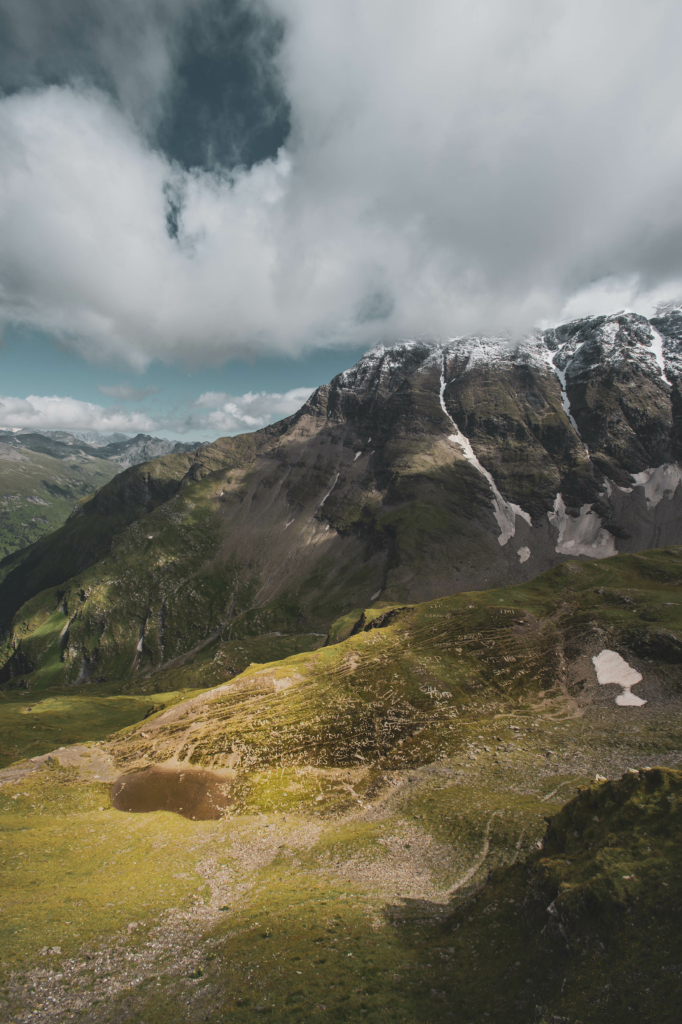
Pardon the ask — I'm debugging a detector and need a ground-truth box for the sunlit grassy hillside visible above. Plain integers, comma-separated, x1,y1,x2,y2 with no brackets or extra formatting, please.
0,546,680,1022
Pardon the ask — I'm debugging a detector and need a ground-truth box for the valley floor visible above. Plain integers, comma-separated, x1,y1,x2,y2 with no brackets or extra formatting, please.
1,696,681,1024
1,548,682,1023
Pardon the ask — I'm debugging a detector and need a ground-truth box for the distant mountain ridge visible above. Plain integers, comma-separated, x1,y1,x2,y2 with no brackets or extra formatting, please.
35,429,131,446
5,429,204,470
1,308,682,690
0,430,205,560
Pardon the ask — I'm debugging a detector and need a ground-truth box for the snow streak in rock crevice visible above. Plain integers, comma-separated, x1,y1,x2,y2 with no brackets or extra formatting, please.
439,352,531,547
648,326,672,386
317,472,340,511
554,362,581,436
543,341,588,454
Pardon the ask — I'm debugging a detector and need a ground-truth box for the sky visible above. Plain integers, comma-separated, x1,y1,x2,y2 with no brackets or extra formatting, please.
1,0,682,440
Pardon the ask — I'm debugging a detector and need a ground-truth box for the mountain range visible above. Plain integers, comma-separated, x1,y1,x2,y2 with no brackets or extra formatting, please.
1,309,681,690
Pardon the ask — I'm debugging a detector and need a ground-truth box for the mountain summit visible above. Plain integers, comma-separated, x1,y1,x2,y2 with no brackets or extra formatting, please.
1,310,681,690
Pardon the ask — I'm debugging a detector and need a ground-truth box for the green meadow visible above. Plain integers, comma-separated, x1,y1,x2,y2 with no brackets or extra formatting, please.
1,547,681,1023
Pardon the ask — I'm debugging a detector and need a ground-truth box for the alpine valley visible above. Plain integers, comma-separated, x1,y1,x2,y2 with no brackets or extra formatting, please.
1,310,681,1024
0,431,203,560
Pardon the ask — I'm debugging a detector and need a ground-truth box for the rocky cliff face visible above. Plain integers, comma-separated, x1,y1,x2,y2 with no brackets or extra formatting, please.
1,309,681,689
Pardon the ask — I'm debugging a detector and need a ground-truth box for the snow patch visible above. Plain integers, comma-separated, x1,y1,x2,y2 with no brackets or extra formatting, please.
136,637,143,652
648,326,672,386
547,494,616,558
441,331,558,375
517,546,530,563
547,345,589,455
354,451,362,461
317,472,340,510
439,354,531,547
371,590,382,601
603,478,632,496
554,362,582,438
592,650,646,707
632,463,682,509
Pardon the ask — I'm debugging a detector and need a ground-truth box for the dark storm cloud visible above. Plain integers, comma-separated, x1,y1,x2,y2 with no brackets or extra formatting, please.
0,0,289,169
1,0,682,368
157,1,289,171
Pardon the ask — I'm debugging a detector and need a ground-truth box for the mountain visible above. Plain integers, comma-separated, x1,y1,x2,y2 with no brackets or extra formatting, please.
11,429,204,471
0,431,204,560
50,431,204,470
1,309,681,691
32,430,131,446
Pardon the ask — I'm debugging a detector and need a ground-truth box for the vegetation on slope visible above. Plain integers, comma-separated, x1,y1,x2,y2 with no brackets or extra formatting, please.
110,545,682,782
0,687,195,770
0,443,117,559
0,545,680,1022
1,759,680,1022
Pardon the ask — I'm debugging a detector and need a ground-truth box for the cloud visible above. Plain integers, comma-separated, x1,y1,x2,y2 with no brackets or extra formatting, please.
0,395,157,434
0,386,315,436
97,383,160,400
189,386,315,431
2,1,682,365
0,0,196,137
0,0,290,170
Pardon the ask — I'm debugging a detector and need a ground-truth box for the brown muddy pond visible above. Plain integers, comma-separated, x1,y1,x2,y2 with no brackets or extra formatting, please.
110,766,233,820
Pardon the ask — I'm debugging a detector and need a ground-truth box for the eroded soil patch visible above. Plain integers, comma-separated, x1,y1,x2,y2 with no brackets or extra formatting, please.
111,766,234,820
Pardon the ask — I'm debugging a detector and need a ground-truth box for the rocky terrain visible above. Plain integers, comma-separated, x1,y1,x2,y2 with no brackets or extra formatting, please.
1,310,681,694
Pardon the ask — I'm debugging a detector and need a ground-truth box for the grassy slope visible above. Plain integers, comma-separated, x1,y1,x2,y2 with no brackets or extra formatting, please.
110,544,682,778
0,687,200,770
0,547,681,1023
0,447,118,560
0,434,345,687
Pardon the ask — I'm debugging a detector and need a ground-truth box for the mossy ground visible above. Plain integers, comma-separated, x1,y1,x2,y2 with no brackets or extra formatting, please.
2,765,681,1022
1,547,681,1022
0,688,195,769
0,756,569,1023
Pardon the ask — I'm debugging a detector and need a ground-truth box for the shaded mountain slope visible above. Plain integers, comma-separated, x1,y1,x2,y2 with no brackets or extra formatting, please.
438,766,682,1024
2,311,682,691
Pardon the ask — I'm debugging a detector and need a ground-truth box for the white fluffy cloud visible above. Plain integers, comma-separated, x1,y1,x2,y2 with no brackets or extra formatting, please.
0,395,157,434
0,387,315,436
2,0,682,367
190,387,314,431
